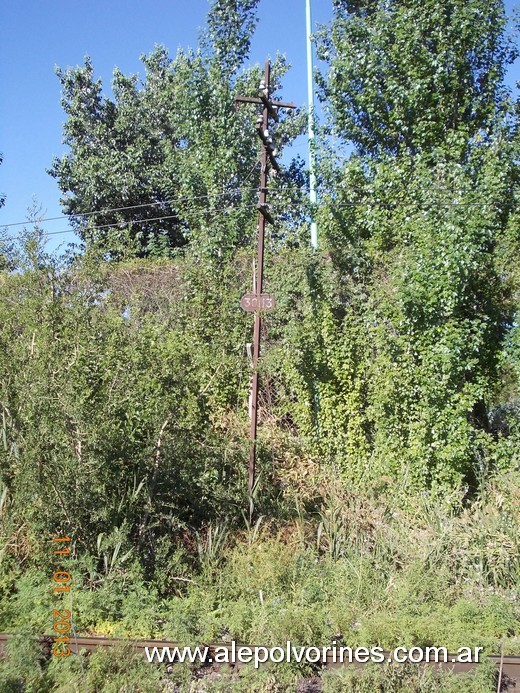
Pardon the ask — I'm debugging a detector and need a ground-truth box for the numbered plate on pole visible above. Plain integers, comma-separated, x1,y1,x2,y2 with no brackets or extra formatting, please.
240,293,276,312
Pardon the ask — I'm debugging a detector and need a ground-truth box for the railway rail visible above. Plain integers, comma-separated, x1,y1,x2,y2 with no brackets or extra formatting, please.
0,633,518,689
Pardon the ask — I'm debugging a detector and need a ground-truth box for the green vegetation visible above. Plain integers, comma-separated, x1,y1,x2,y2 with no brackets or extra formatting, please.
0,0,518,690
313,0,519,490
48,0,305,259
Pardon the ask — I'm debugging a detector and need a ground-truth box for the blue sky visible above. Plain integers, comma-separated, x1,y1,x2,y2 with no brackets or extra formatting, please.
0,0,518,253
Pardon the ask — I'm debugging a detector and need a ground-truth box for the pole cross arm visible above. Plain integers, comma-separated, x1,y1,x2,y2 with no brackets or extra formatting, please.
257,203,274,225
234,95,297,110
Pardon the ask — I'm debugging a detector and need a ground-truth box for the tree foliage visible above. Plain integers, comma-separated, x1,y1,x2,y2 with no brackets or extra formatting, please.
317,0,518,157
18,0,519,504
308,0,520,490
204,0,260,76
49,0,305,259
0,8,520,681
0,242,254,574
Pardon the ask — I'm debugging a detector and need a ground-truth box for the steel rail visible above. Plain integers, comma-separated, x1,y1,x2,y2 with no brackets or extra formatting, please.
0,633,520,683
0,632,518,685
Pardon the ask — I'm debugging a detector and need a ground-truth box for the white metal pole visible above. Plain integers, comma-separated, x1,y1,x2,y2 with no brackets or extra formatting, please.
306,0,318,249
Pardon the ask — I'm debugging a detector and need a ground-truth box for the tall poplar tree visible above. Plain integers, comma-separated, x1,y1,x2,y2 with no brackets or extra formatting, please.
311,0,519,492
49,0,303,259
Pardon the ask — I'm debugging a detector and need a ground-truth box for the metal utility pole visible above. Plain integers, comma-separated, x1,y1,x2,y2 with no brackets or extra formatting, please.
236,60,295,502
306,0,318,249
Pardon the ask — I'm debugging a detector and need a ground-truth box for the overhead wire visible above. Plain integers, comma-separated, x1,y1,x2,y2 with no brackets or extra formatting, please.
0,171,306,232
327,199,511,209
1,197,510,245
0,167,511,245
0,181,311,244
1,142,509,237
1,198,303,243
0,184,272,231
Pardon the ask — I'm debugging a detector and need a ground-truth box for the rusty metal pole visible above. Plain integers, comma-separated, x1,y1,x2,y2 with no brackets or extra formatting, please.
248,60,270,498
236,62,295,512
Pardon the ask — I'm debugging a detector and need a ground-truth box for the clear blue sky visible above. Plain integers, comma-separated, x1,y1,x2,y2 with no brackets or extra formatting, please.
0,1,518,253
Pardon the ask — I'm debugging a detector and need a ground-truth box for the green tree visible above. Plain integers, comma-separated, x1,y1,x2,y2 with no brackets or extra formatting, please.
204,0,259,76
317,0,517,157
0,240,253,575
309,0,519,492
49,1,304,259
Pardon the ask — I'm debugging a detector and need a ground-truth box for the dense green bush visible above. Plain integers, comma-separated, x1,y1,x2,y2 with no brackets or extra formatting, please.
0,248,256,573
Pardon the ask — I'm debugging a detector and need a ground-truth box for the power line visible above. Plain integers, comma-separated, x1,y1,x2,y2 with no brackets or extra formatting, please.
0,186,267,231
330,200,511,210
1,167,507,234
0,158,311,232
1,187,510,244
1,201,292,243
1,198,509,244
